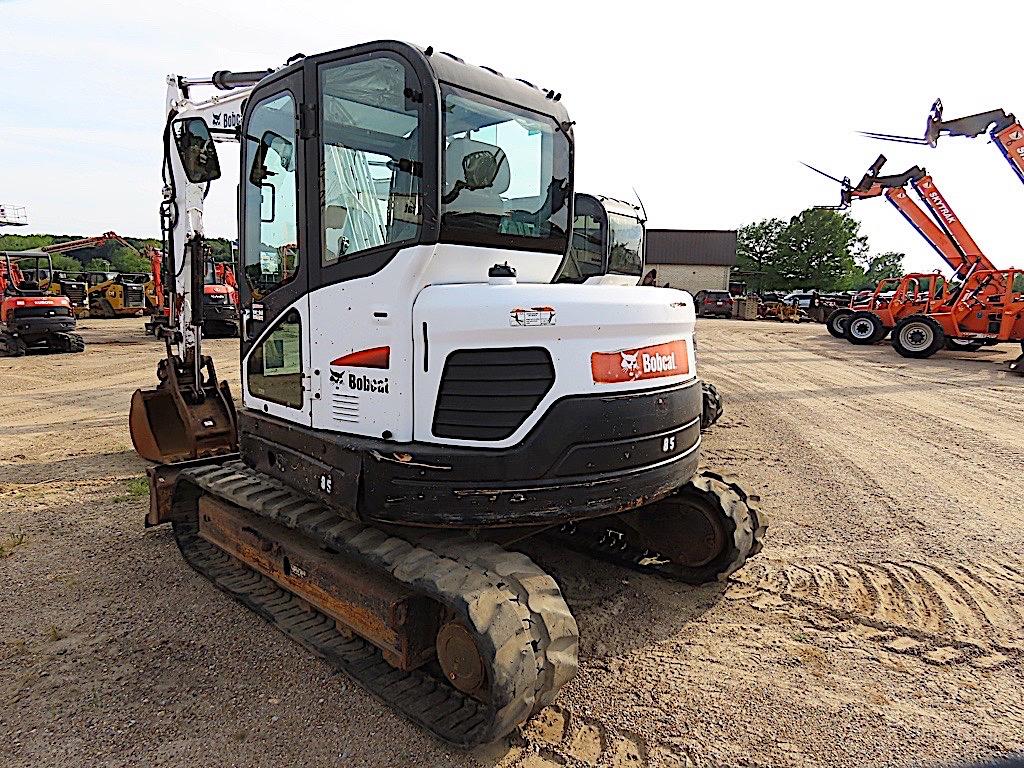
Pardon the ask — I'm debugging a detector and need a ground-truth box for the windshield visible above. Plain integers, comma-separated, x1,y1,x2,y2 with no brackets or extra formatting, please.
607,212,643,276
440,86,570,254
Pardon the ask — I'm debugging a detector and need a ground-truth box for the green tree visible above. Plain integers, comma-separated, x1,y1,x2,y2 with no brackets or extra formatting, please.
0,234,57,251
85,258,112,273
50,254,82,272
110,246,151,274
737,218,785,292
862,251,905,284
774,209,868,291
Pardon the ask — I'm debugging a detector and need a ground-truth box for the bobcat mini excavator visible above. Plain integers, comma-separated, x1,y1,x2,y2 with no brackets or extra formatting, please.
129,42,766,744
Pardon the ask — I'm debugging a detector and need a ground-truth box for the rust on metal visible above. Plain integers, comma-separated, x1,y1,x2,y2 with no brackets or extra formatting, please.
144,455,238,527
436,620,489,698
129,353,238,464
197,496,440,670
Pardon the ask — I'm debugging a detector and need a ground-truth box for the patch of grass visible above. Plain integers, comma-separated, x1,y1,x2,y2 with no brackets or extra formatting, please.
0,529,27,558
46,625,66,643
9,639,30,657
114,476,150,503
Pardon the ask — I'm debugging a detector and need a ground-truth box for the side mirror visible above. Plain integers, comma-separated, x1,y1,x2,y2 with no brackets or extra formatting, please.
174,118,222,183
249,131,293,186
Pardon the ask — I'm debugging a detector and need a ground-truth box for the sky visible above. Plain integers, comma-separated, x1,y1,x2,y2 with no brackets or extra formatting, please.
2,0,1022,274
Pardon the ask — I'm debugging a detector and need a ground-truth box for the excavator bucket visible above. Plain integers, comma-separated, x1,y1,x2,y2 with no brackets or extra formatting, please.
1010,353,1024,376
129,354,238,464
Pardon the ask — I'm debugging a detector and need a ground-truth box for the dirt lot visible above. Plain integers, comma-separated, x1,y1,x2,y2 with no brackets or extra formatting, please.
1,317,1021,768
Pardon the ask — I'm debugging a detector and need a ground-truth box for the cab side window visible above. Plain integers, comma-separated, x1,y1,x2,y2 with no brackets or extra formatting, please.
243,92,299,301
319,55,424,266
556,212,604,282
247,310,303,408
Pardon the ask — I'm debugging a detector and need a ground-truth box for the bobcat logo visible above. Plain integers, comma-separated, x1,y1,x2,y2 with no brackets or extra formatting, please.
620,351,640,377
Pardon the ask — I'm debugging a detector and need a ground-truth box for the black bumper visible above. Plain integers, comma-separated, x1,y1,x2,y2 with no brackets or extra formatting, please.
8,316,75,344
239,379,702,529
201,304,238,335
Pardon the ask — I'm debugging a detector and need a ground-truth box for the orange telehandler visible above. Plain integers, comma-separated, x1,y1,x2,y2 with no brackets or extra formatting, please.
807,155,1000,347
890,269,1024,360
840,272,958,346
863,101,1024,372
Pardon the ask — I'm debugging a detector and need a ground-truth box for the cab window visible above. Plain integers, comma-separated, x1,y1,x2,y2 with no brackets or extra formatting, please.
247,310,303,408
319,55,424,265
243,92,299,301
556,209,604,283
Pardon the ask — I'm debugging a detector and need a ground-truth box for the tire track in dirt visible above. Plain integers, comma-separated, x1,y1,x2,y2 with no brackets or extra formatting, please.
701,324,1019,553
497,704,648,767
733,555,1024,659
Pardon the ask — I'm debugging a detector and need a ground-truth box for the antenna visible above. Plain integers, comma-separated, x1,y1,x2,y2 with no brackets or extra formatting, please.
631,187,648,223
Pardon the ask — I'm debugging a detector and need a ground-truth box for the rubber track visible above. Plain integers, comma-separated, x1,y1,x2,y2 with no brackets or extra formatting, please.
57,332,86,353
551,470,768,583
700,381,724,431
171,461,578,746
0,332,27,357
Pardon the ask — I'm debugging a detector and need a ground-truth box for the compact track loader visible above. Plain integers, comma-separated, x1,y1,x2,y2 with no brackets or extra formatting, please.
130,42,766,745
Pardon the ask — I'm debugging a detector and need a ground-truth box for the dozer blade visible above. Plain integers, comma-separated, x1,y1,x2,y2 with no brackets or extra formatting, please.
129,354,238,464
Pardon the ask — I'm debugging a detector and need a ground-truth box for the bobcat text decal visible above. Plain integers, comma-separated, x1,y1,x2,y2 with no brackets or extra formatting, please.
329,346,391,393
590,340,689,384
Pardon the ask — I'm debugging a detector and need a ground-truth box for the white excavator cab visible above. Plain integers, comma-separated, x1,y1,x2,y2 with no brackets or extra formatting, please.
555,193,646,285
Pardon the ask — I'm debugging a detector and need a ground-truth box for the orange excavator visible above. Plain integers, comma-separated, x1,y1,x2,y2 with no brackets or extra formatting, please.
807,155,1000,347
145,247,239,338
862,98,1024,187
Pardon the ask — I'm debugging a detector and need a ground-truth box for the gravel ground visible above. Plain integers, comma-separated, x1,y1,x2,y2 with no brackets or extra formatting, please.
0,317,1021,768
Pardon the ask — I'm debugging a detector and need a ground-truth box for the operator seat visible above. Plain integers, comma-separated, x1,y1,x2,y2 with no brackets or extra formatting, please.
443,137,510,216
16,280,45,296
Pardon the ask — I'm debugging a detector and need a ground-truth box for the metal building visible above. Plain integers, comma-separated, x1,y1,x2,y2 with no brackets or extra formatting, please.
644,229,736,294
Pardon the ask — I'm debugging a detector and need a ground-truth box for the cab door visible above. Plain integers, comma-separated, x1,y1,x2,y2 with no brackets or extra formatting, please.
237,68,312,426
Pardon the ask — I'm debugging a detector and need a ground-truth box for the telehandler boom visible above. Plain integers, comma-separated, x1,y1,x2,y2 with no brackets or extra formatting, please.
862,98,1024,187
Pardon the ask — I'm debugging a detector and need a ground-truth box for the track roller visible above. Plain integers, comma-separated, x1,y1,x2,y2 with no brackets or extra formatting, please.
163,461,578,746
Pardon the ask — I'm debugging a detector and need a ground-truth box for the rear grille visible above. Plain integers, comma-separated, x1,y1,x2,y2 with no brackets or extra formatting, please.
12,306,72,319
125,284,145,307
64,284,87,306
432,347,555,440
